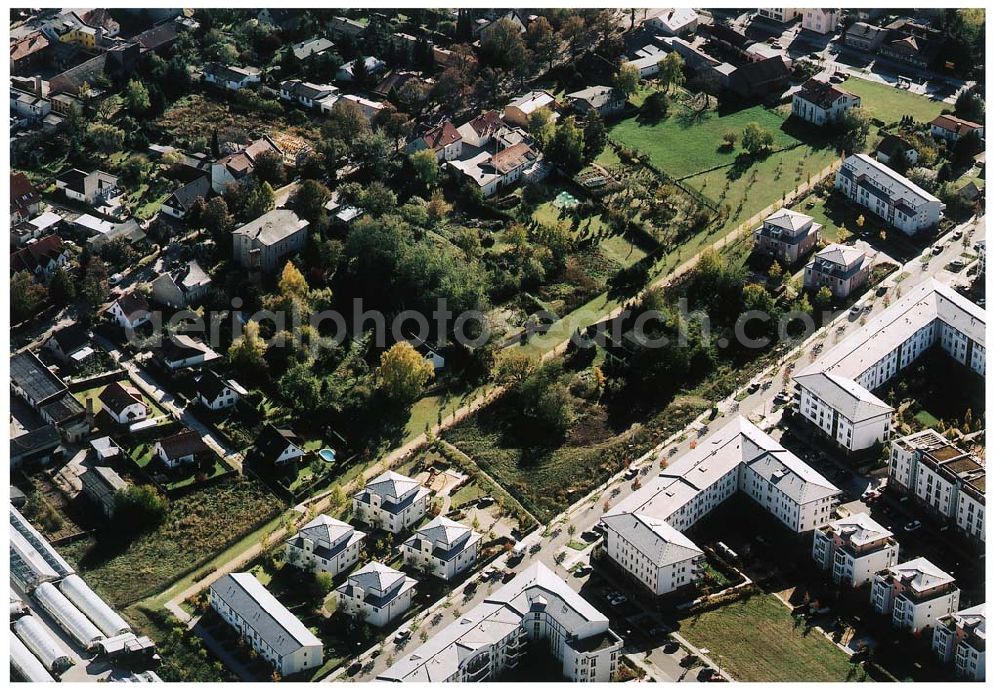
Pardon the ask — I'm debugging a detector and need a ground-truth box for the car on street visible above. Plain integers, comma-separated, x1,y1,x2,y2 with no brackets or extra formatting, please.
606,591,626,606
947,259,965,272
574,565,593,577
849,304,864,318
773,391,791,404
904,520,923,532
932,244,944,255
746,382,760,394
393,628,411,644
952,229,964,240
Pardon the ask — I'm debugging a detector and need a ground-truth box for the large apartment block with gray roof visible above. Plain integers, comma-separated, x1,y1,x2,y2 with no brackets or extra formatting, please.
812,513,898,587
794,279,985,452
209,572,322,675
378,563,622,683
335,562,417,628
602,417,839,596
352,471,431,534
870,558,960,634
400,516,481,580
835,153,942,235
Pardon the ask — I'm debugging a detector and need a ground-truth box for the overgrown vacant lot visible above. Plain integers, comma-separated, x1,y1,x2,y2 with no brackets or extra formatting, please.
680,593,856,682
60,478,282,607
835,77,946,124
609,104,798,179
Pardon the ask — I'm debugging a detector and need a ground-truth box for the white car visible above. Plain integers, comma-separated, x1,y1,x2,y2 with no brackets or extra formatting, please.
903,520,923,532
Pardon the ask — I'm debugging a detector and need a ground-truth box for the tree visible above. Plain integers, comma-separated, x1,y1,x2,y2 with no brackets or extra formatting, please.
855,214,865,229
480,18,528,72
741,122,774,155
243,181,275,221
721,130,738,149
87,123,125,153
768,260,783,284
887,147,911,175
49,267,76,307
278,261,309,299
641,91,669,121
581,109,608,161
545,117,585,171
125,79,151,115
839,107,872,154
612,62,640,96
279,361,322,413
527,16,559,69
11,271,47,323
78,259,109,309
953,130,982,165
526,107,555,145
228,320,268,375
657,52,685,91
253,149,286,187
113,484,168,535
954,88,985,123
375,342,434,404
409,149,440,191
322,99,370,143
492,350,535,384
290,179,332,226
814,285,833,309
201,197,232,241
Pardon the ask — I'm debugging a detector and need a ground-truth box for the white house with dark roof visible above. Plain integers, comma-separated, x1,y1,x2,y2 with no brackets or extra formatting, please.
835,153,942,235
209,572,323,675
794,279,984,451
870,558,960,634
933,604,986,681
154,429,210,468
285,515,366,577
254,425,306,466
812,513,898,587
278,79,338,109
196,371,247,411
401,516,481,580
352,471,431,534
336,562,417,627
602,417,839,595
151,259,211,308
804,243,871,298
792,78,860,126
753,207,821,264
378,562,622,682
107,291,150,330
159,175,210,219
98,381,147,425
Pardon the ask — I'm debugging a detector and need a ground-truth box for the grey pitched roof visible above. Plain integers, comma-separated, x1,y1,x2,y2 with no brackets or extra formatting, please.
165,175,210,210
364,471,422,500
346,561,405,593
210,573,322,656
11,350,67,404
299,514,355,546
602,513,703,567
566,85,625,110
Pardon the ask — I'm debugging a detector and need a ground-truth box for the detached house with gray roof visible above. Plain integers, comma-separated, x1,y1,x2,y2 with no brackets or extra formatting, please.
353,471,431,534
804,243,871,298
336,562,418,628
753,207,821,264
792,78,860,126
232,209,309,273
202,62,261,91
285,515,366,577
210,572,323,675
401,516,481,580
565,86,626,118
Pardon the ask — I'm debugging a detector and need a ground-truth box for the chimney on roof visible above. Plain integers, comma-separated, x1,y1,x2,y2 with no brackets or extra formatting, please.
33,75,43,98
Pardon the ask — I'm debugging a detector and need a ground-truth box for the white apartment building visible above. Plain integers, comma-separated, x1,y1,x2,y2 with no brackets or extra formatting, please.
794,279,985,452
801,8,840,34
933,604,986,681
378,563,623,683
209,573,323,676
812,513,899,588
889,429,950,491
400,516,481,581
753,207,821,264
352,471,431,534
284,515,366,577
870,558,960,634
803,243,871,299
602,513,704,595
335,562,417,628
835,153,942,235
602,417,839,595
792,78,860,126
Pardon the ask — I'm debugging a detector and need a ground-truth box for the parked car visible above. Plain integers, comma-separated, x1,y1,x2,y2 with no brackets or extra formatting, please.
952,229,964,240
849,304,864,318
947,259,965,272
393,628,411,644
932,244,944,255
904,520,923,532
746,382,760,394
574,565,593,577
606,591,626,606
109,272,124,286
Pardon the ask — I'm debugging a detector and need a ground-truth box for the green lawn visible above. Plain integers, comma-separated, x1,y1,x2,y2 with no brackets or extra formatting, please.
680,593,858,682
531,191,647,268
610,104,798,179
837,77,946,124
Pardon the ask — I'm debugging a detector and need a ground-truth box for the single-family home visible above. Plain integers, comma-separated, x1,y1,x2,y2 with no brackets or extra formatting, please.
753,208,821,264
336,56,386,83
448,142,545,198
10,235,68,280
211,136,283,193
792,78,861,126
645,8,699,36
232,208,309,273
151,259,212,308
107,291,151,330
801,8,840,35
44,323,93,365
405,120,464,162
202,63,261,91
153,429,210,468
812,513,899,588
11,172,43,224
871,558,960,634
336,562,418,628
12,211,62,247
254,425,306,466
278,80,338,109
503,90,556,127
835,153,942,235
160,175,211,219
930,114,984,145
804,243,871,298
874,135,918,167
285,515,366,577
845,22,890,53
257,9,301,32
932,604,986,681
328,16,366,39
565,86,627,118
352,471,431,534
55,168,122,209
210,573,323,676
98,381,148,425
335,93,385,121
627,44,669,78
196,371,248,411
401,516,481,581
160,334,220,371
290,36,335,61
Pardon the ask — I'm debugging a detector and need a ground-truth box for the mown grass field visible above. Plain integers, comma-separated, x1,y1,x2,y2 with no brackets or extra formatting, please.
609,104,798,179
60,478,282,607
836,77,946,124
679,593,857,682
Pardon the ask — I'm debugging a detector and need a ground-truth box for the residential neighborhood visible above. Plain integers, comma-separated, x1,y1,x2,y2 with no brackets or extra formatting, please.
8,5,988,686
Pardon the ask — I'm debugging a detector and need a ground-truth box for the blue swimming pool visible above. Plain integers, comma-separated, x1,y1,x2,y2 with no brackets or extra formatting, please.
318,448,336,463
